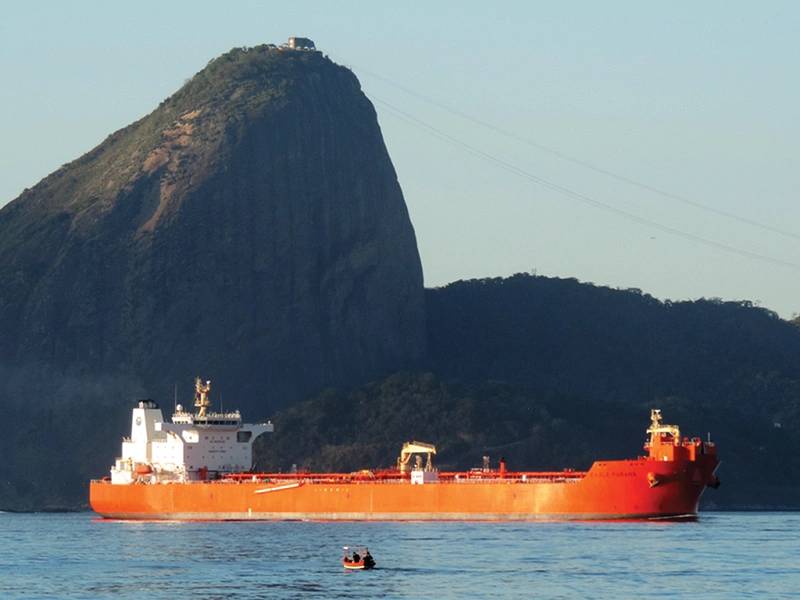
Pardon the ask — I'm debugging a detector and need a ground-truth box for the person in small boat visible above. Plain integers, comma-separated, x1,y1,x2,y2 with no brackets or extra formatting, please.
352,551,361,563
363,549,375,568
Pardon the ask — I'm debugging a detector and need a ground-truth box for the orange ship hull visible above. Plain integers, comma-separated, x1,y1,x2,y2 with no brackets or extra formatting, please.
90,455,718,521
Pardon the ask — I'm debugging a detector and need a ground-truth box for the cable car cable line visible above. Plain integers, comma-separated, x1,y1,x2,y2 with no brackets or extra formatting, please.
369,95,800,272
351,63,800,242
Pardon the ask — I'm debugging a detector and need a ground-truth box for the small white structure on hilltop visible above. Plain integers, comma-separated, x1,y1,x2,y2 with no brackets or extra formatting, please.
110,378,273,484
286,36,316,50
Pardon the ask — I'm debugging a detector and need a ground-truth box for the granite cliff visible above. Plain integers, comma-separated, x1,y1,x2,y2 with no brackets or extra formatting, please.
0,45,425,509
0,45,425,407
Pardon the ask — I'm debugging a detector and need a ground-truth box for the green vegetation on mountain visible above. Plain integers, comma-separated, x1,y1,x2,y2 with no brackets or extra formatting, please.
255,372,634,475
426,275,800,413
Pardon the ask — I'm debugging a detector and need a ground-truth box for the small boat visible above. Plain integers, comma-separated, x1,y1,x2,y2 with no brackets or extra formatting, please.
342,546,375,570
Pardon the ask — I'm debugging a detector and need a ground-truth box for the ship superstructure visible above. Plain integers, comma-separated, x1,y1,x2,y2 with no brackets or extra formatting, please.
109,378,273,484
92,383,719,521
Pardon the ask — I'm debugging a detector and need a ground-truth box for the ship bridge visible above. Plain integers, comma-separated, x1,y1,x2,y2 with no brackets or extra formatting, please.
110,378,273,484
171,409,243,427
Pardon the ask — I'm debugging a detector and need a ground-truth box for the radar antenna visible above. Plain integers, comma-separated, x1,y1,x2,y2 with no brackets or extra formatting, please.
194,377,212,417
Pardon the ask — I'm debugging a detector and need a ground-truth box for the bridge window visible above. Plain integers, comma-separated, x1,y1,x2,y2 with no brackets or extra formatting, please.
237,431,252,443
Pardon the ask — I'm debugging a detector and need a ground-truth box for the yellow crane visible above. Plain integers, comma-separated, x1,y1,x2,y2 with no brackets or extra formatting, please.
397,441,437,474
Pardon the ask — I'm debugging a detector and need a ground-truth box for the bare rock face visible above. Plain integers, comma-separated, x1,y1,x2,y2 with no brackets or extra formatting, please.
0,45,426,411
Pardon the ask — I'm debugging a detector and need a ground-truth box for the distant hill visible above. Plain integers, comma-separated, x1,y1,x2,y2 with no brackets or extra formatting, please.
426,275,800,413
256,275,800,509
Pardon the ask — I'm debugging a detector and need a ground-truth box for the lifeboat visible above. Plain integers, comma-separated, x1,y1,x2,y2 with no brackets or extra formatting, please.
342,546,375,570
134,463,153,475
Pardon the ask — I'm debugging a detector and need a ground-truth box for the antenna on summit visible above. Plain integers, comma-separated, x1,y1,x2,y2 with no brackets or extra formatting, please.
285,37,316,51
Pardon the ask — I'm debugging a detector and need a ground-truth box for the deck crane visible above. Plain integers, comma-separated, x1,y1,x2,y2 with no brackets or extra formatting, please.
397,441,437,474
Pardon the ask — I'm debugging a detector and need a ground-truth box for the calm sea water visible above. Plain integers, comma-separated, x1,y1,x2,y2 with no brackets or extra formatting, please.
0,512,797,599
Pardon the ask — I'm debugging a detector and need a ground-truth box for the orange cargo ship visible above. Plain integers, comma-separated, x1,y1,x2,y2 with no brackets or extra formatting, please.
90,379,720,521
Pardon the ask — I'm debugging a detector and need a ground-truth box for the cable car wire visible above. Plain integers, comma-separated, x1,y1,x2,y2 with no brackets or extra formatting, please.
369,95,800,272
351,64,800,242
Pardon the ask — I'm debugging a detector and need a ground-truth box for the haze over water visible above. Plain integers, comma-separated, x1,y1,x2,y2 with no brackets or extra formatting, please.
0,512,796,598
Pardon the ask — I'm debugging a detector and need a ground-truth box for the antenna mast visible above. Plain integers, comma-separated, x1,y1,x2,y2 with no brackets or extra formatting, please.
194,377,212,416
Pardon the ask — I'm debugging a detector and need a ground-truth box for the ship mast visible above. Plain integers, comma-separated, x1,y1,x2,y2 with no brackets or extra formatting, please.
646,409,680,445
194,377,212,417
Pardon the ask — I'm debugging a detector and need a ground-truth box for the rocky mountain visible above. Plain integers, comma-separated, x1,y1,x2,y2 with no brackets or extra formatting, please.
0,44,424,509
0,45,425,408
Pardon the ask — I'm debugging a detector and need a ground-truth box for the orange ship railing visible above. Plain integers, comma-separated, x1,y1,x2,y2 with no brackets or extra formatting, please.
92,470,588,485
220,470,587,484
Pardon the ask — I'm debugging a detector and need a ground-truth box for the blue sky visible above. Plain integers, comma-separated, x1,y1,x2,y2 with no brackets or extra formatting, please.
2,1,798,316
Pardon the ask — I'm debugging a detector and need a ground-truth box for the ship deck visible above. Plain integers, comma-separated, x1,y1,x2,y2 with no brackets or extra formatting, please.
94,470,589,485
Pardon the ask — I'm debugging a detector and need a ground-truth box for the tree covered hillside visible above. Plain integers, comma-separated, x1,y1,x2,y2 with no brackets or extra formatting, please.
426,274,800,423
